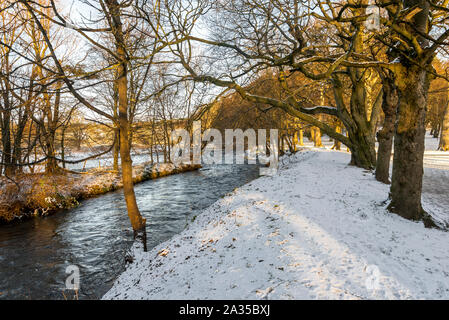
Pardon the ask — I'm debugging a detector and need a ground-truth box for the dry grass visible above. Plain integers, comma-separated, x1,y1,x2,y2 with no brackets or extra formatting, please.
0,173,81,222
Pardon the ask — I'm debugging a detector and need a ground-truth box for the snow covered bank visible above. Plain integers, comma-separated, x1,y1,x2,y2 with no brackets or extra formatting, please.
0,162,200,223
104,149,449,300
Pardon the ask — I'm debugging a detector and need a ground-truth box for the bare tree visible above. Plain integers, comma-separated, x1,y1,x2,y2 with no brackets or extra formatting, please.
15,0,150,248
165,0,449,225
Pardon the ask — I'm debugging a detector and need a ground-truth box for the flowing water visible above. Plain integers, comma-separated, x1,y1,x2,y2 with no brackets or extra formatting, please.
0,164,260,300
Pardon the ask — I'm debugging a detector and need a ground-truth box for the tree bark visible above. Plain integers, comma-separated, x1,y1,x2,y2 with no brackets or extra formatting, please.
388,66,434,226
432,123,440,138
346,127,377,169
331,124,342,150
113,129,120,171
113,72,120,171
376,75,398,184
298,129,304,146
439,98,449,151
332,73,377,170
107,0,147,250
12,105,30,174
1,109,12,176
388,0,437,227
45,136,58,173
312,127,323,147
44,87,61,174
1,87,13,176
293,131,298,151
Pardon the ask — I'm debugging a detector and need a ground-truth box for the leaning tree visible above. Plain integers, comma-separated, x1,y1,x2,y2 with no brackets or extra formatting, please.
171,0,385,170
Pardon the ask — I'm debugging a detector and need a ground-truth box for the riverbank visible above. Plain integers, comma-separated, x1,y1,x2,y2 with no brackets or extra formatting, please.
0,162,201,224
104,149,449,300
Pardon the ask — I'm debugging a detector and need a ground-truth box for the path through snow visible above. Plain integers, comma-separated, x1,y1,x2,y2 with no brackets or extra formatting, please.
104,150,449,300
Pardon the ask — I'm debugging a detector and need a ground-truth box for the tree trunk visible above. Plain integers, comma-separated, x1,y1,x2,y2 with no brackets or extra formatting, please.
118,71,147,250
281,133,285,153
113,129,120,171
44,88,61,174
346,126,377,169
331,124,342,150
61,132,65,169
388,0,437,226
331,70,377,169
107,0,147,250
2,111,13,176
293,131,298,152
1,90,13,176
388,66,434,226
113,72,120,171
439,99,449,151
313,127,323,147
12,114,28,174
45,134,58,174
432,122,440,138
298,129,304,146
376,76,398,184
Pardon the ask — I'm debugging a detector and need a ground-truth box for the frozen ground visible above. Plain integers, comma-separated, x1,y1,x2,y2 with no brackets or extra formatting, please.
422,132,449,227
104,146,449,300
304,132,449,226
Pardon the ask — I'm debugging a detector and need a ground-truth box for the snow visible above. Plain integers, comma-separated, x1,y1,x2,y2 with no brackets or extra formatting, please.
425,132,441,152
423,166,449,227
103,148,449,300
25,147,166,173
422,132,449,226
302,106,338,113
302,135,335,149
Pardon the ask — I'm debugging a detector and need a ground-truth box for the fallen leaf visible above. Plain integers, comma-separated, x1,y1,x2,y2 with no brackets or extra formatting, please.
158,249,169,257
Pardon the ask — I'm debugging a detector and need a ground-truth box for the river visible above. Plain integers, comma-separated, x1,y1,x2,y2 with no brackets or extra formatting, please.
0,164,260,299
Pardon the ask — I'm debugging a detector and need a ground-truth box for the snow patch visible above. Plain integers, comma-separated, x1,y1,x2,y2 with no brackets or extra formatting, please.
103,150,449,300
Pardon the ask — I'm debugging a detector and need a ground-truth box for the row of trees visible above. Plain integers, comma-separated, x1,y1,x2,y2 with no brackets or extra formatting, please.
0,0,204,250
1,0,448,250
428,59,449,150
200,69,339,153
172,0,449,227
